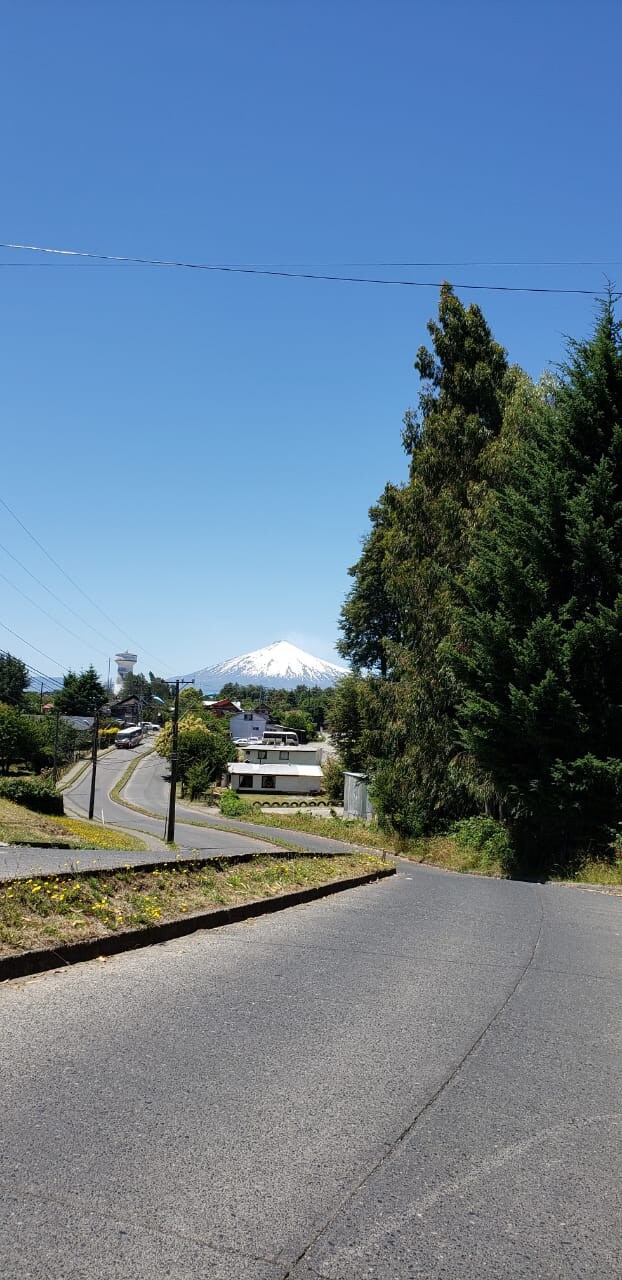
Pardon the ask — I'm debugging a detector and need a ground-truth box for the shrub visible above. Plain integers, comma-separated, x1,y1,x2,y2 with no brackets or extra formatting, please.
322,757,344,805
0,776,64,815
220,789,249,817
186,760,215,801
451,816,512,872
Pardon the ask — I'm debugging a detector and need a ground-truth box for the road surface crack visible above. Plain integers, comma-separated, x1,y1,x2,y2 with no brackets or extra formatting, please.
280,885,545,1278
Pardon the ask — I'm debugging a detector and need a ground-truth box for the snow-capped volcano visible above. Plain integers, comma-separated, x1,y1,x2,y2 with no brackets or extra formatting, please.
183,640,348,691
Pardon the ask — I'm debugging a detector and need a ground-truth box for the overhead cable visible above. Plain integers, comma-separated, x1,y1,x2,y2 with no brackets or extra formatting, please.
0,495,173,672
0,621,68,671
0,242,602,296
0,568,110,659
0,538,116,647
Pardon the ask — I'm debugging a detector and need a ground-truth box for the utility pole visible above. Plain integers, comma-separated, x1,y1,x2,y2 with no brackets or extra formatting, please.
39,681,44,712
52,709,61,785
88,707,100,820
165,679,180,843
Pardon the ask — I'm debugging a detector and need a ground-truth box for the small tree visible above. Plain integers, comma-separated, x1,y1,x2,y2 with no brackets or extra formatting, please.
155,712,231,793
322,756,344,805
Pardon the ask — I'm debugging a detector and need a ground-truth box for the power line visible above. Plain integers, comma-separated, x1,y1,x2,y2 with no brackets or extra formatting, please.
0,242,602,296
0,495,173,672
1,257,621,269
0,621,68,671
0,651,63,688
0,538,117,647
0,568,110,659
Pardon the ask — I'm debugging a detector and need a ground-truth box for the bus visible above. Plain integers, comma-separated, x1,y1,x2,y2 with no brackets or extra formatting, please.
115,724,143,749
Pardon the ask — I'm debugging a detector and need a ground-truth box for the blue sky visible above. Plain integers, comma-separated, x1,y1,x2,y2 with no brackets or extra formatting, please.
1,0,620,683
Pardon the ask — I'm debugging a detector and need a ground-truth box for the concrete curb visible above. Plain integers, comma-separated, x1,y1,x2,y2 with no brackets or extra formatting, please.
0,864,396,982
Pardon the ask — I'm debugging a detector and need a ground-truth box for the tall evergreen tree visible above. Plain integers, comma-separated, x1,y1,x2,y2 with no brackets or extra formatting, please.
346,284,516,830
55,666,107,715
455,299,622,868
338,483,401,677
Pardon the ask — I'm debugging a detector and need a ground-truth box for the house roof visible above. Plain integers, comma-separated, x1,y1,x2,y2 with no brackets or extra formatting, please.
227,762,323,778
203,699,243,712
63,716,95,731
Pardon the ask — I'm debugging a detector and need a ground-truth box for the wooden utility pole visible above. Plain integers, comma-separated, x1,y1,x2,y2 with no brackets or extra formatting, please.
88,708,100,820
165,679,180,843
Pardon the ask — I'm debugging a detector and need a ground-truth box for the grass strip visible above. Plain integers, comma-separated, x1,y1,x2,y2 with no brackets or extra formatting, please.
0,797,147,853
211,808,622,885
0,852,386,957
109,748,155,806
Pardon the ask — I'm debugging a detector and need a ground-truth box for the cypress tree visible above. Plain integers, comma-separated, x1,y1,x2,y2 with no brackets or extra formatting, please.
455,299,622,869
377,284,515,829
338,484,401,678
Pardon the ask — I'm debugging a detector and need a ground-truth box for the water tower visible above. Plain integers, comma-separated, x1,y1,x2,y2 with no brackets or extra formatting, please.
114,651,137,695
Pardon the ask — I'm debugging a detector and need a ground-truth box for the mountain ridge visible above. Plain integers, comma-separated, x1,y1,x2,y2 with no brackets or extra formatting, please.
182,640,348,691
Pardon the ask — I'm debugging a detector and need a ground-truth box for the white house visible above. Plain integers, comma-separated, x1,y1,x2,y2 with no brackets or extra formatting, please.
241,745,320,766
226,761,323,795
229,709,269,742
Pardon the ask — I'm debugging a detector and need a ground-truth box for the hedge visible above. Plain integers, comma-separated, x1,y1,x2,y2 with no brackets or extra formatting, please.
0,777,64,815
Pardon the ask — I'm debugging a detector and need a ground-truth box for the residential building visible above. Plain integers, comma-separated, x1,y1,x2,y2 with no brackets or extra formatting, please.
203,698,243,718
226,761,323,795
241,744,320,766
229,708,268,741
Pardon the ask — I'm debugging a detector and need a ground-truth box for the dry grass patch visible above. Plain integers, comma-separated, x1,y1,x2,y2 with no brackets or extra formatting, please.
0,852,385,956
0,797,146,852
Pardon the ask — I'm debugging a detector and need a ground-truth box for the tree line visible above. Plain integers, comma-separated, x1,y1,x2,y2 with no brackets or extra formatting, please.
332,284,622,874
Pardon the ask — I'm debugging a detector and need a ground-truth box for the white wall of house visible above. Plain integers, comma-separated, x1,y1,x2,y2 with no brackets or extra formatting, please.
242,746,320,765
229,711,268,741
227,763,323,794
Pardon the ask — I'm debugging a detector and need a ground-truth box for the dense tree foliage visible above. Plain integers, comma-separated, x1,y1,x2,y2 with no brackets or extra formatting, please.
338,284,517,831
336,285,622,870
454,299,622,868
338,484,401,677
55,667,108,715
154,710,231,795
0,653,29,707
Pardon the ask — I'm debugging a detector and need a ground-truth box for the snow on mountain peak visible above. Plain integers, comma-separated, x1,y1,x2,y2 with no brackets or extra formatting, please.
183,640,348,690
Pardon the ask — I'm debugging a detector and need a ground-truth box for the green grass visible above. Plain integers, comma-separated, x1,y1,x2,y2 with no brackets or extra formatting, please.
223,807,622,884
109,748,154,806
0,796,147,852
0,852,385,955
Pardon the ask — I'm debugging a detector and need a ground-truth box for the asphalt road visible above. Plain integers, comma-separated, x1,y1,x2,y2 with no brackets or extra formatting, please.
1,864,620,1278
63,746,288,859
124,750,369,856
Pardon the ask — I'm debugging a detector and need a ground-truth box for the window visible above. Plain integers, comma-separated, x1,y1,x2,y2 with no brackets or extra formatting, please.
243,713,252,721
257,750,267,761
261,775,276,790
279,750,289,761
239,774,253,788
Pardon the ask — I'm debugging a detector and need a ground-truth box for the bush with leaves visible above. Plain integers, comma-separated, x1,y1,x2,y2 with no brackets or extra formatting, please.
0,775,64,814
322,757,344,805
220,789,249,817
